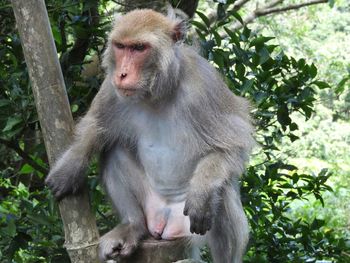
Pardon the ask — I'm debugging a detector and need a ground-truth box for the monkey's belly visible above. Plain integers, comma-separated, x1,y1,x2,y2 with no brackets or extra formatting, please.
144,190,192,240
138,136,195,196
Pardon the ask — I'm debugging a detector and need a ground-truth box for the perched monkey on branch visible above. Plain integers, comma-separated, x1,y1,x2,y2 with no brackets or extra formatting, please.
46,9,254,263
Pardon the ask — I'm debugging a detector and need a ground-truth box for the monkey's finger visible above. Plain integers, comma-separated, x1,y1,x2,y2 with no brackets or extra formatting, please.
190,215,204,235
183,203,189,216
189,215,196,234
201,213,212,234
198,216,207,235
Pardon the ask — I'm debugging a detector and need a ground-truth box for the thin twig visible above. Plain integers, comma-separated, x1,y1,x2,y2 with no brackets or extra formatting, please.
258,0,327,16
0,138,48,174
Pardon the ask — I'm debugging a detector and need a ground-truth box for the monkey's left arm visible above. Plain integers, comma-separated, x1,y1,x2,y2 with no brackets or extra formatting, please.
183,149,247,235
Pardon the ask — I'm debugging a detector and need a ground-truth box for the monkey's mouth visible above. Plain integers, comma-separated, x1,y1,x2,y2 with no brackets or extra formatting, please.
118,87,137,96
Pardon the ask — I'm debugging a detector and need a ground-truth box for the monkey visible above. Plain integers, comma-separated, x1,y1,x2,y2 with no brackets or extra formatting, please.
45,9,254,263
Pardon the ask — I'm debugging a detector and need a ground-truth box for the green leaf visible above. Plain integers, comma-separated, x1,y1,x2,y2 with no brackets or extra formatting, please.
277,104,291,127
242,26,251,40
309,63,317,78
249,36,274,48
228,10,244,25
2,116,22,132
290,122,298,131
196,11,210,28
27,214,51,226
224,27,240,45
301,105,313,119
6,219,16,237
212,52,225,68
71,104,79,113
261,58,275,71
51,26,62,46
195,28,206,40
258,47,270,65
289,133,299,142
297,58,306,69
240,79,254,94
191,21,208,32
19,164,34,174
212,30,222,46
235,63,245,79
0,99,11,107
313,80,330,89
335,77,349,94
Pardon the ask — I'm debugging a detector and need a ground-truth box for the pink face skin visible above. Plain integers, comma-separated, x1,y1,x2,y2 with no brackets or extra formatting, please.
113,40,151,97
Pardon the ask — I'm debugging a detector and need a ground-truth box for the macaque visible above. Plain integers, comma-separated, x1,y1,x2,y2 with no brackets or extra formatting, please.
45,9,254,263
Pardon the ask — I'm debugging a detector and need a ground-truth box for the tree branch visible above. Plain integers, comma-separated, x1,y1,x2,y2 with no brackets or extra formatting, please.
60,0,100,73
174,0,199,18
232,0,328,30
232,0,252,11
0,138,48,174
258,0,328,16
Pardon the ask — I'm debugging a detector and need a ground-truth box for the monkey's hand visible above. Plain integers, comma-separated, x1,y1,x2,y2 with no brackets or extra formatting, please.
45,153,87,200
183,191,217,235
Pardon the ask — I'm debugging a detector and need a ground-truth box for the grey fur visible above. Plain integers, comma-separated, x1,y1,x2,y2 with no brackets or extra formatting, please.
45,10,254,263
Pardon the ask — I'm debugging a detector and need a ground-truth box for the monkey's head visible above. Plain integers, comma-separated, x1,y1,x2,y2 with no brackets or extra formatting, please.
103,9,186,100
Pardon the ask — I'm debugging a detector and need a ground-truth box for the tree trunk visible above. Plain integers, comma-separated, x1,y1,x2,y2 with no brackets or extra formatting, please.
11,1,100,262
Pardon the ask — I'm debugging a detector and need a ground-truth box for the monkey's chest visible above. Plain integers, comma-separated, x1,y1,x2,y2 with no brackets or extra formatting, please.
137,130,195,195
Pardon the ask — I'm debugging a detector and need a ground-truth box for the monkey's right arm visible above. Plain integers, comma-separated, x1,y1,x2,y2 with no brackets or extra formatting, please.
45,108,101,200
45,82,113,200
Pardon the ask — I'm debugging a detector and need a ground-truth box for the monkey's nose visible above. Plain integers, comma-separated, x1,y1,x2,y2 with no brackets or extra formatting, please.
120,73,127,79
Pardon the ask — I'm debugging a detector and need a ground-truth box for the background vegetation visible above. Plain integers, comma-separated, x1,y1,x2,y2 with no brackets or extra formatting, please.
0,0,349,262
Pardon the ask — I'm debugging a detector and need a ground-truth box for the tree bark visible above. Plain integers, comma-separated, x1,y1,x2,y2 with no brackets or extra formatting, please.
122,0,167,12
11,1,100,262
118,238,189,263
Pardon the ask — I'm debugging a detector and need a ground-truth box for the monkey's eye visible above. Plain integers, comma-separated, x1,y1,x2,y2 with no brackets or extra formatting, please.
114,42,125,49
133,44,146,52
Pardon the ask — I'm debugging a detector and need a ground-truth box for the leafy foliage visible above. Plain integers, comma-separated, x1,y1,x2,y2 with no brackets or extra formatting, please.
0,0,349,262
192,2,349,262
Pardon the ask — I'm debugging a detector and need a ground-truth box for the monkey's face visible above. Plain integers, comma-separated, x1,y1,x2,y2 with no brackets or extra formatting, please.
112,40,151,97
106,9,185,100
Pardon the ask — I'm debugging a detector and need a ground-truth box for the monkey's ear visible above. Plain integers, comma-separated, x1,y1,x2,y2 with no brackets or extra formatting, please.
172,20,187,42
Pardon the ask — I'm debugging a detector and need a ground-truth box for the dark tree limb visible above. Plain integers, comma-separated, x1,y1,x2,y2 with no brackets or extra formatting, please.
0,138,48,174
172,0,199,18
121,0,199,18
122,0,167,12
60,0,100,73
232,0,328,30
257,0,328,16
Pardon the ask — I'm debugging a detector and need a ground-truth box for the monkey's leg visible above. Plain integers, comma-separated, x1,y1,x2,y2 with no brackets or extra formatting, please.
99,148,149,261
207,186,249,263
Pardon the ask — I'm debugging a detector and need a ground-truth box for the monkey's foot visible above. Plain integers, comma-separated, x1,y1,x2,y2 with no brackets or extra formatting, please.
99,224,146,261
